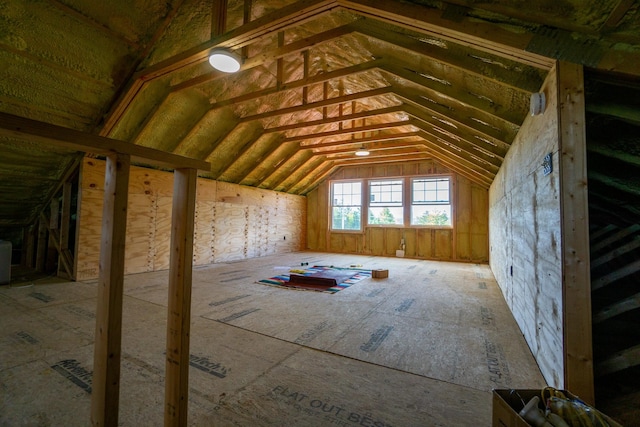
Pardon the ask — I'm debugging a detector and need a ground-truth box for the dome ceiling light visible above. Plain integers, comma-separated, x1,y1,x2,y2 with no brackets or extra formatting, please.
355,146,370,156
208,49,242,73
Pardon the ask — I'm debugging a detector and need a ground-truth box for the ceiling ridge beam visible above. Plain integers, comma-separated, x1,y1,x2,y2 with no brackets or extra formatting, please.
304,131,421,149
285,119,413,144
209,57,384,110
320,141,425,155
263,105,404,133
237,86,393,123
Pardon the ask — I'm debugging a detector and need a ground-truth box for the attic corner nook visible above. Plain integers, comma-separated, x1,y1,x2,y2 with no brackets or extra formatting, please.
0,112,209,427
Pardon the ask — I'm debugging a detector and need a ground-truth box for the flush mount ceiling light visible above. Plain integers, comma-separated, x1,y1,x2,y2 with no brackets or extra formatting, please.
355,146,370,156
208,49,242,73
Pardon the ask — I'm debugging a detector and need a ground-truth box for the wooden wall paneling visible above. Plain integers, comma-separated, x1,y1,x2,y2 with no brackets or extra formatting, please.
386,163,402,177
193,200,215,265
489,64,566,391
403,228,416,257
35,216,47,272
368,228,385,254
306,188,322,250
153,196,173,271
456,176,472,260
342,233,359,253
213,203,247,262
75,188,103,280
385,228,403,256
434,229,453,259
557,61,594,404
471,184,489,261
415,228,432,258
164,167,197,427
91,153,130,427
124,193,155,275
59,181,73,278
329,233,344,253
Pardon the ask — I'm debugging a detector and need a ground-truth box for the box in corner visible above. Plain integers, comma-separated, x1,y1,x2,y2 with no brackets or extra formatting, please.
492,389,622,427
492,389,540,427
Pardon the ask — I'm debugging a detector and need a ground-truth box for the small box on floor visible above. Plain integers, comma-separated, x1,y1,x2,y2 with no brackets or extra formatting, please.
372,269,388,278
492,389,621,427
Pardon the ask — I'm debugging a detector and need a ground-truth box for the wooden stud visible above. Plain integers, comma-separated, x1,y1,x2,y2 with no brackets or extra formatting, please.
556,61,594,404
35,216,47,272
91,153,131,427
164,168,198,427
211,0,228,38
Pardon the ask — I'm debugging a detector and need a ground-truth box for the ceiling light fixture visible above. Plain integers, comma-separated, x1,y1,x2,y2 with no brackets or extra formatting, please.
355,146,370,156
208,49,242,73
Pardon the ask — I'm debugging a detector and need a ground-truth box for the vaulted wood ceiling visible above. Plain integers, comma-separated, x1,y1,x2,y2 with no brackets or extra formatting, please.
1,0,639,228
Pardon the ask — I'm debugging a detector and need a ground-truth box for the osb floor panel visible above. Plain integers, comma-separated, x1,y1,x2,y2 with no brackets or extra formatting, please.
0,252,546,426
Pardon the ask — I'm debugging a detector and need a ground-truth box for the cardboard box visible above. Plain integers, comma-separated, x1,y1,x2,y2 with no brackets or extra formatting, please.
492,389,622,427
372,269,389,279
492,389,539,427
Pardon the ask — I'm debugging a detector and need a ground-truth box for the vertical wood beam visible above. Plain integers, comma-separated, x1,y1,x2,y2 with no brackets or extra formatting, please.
164,168,197,427
557,61,594,404
58,182,73,278
91,153,131,427
35,216,47,271
211,0,227,37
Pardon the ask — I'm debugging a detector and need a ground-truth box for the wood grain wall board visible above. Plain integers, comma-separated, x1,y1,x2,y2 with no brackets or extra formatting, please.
309,160,488,262
76,159,307,280
193,200,215,265
213,203,248,263
152,196,172,271
489,65,565,389
416,228,434,258
434,230,453,259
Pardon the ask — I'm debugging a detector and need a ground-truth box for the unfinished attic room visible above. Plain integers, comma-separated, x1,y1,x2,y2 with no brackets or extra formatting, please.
2,0,640,425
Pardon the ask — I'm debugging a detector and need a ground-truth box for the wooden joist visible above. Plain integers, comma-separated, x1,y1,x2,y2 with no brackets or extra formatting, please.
592,258,640,292
590,224,640,254
593,291,640,324
596,344,640,377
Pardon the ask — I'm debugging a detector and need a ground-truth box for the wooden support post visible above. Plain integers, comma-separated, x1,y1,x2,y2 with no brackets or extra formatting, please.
557,61,594,404
91,153,131,427
35,216,47,271
164,168,197,427
58,181,73,279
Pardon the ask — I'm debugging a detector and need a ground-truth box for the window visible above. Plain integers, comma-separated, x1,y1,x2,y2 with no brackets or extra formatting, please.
411,177,452,226
331,181,362,230
368,179,403,225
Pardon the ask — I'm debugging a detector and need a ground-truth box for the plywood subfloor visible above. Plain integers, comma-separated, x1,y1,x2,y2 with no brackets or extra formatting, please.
0,252,546,426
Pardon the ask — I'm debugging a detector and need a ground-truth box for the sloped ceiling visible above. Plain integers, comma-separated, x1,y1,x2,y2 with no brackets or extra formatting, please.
1,0,639,228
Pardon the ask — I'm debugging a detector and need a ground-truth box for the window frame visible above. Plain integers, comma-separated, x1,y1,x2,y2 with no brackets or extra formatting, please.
329,180,363,232
410,176,453,228
328,175,454,232
367,178,405,227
